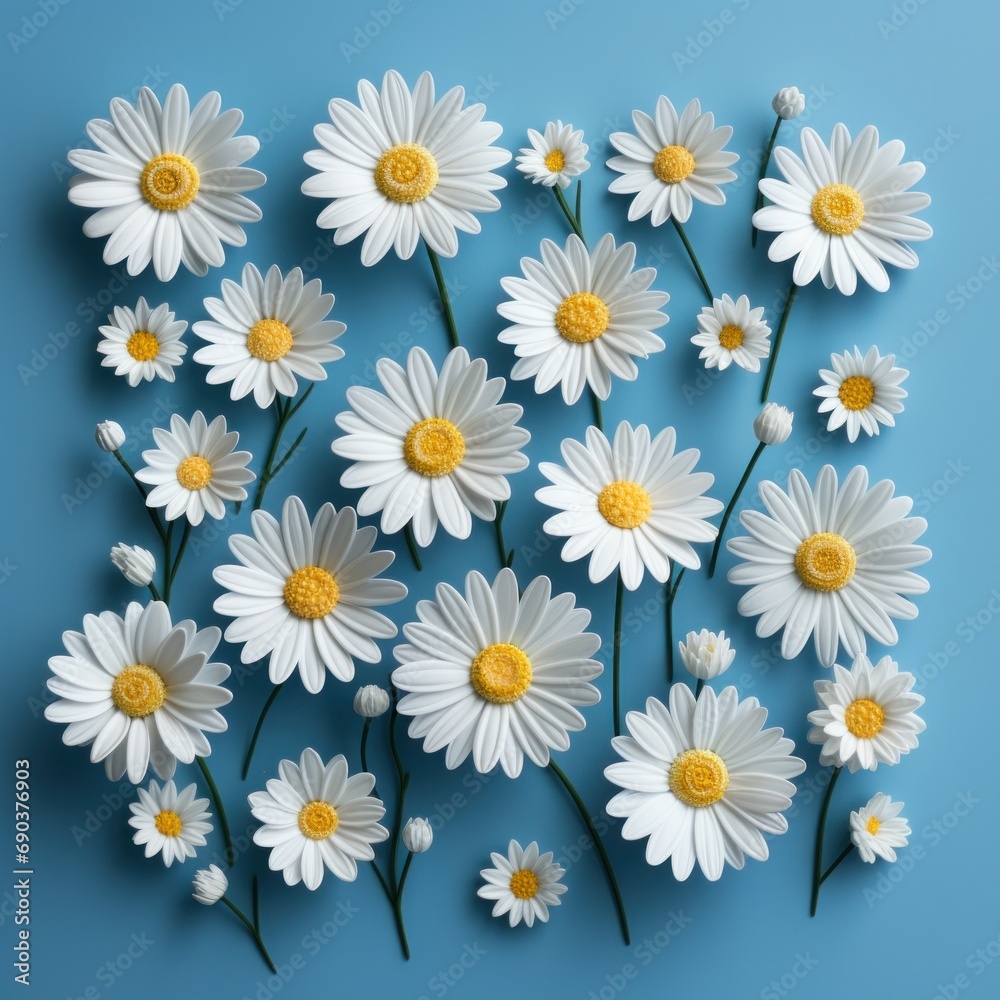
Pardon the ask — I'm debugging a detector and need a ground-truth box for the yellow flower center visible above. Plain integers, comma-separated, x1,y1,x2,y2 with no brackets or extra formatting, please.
717,324,744,351
653,144,696,184
283,566,340,619
794,532,857,592
844,697,885,739
669,749,729,808
838,375,876,411
597,480,652,529
140,153,200,212
554,291,611,344
176,456,214,492
126,330,160,362
374,143,439,203
297,800,339,840
866,815,881,836
544,149,566,173
247,318,294,362
811,183,865,236
111,664,167,718
403,418,466,477
154,809,183,837
470,643,533,704
509,868,540,899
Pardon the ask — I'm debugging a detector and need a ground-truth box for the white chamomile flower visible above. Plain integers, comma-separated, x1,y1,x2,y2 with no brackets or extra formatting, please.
536,421,722,591
248,748,388,890
608,96,739,225
478,840,567,927
213,495,407,694
850,793,910,863
814,346,909,442
678,629,735,681
68,84,264,281
393,568,602,777
302,70,510,266
95,419,126,452
727,465,930,667
192,864,228,904
772,87,806,120
135,411,254,526
754,403,794,446
691,294,771,373
605,686,805,880
515,120,590,189
97,297,187,385
44,601,232,783
753,123,932,294
110,543,156,587
128,780,212,866
497,234,669,404
192,263,346,408
332,347,530,546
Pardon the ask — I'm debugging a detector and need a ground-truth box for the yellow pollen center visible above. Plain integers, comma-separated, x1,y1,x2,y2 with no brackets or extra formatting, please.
297,800,339,840
140,153,200,211
509,868,540,899
554,292,611,344
247,318,294,362
176,455,213,492
838,375,876,411
126,330,160,362
597,480,652,529
866,816,881,836
844,698,885,740
669,749,729,808
111,664,166,718
544,149,566,173
470,643,533,704
811,183,865,236
718,324,744,351
154,810,183,837
794,532,857,592
283,566,340,619
653,144,696,184
374,143,439,203
403,418,466,477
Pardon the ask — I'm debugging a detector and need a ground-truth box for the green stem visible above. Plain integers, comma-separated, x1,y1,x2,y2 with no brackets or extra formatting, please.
252,875,260,932
612,570,624,738
197,756,234,866
493,501,514,569
424,242,460,349
707,441,767,579
694,678,704,697
222,896,277,974
819,842,854,886
554,185,586,241
575,180,583,229
760,283,798,403
161,520,174,604
391,852,414,961
165,520,191,600
752,116,783,248
402,523,423,572
147,582,162,603
670,218,713,302
665,567,685,685
360,717,373,775
810,766,842,916
267,426,307,484
388,701,409,892
242,683,284,780
253,387,312,512
590,389,604,431
113,450,167,545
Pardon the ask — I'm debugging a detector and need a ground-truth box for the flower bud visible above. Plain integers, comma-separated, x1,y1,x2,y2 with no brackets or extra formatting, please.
95,419,126,452
110,544,156,587
192,864,228,905
754,403,794,446
354,684,390,718
402,817,433,854
772,87,805,120
678,629,735,681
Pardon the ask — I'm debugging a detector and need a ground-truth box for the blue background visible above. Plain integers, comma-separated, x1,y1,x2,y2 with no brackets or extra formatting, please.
2,0,995,997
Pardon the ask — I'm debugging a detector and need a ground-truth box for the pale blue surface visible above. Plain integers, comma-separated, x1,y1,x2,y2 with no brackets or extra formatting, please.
1,0,995,997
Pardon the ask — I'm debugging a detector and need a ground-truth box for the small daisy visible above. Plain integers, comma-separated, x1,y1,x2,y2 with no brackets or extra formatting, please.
135,411,254,526
97,297,187,385
607,96,739,225
332,347,530,546
753,124,932,294
727,465,930,667
478,840,567,927
128,780,212,866
814,346,909,442
192,263,346,408
850,793,910,863
213,495,407,693
192,864,228,905
691,294,771,373
248,748,388,890
678,629,735,681
497,234,669,404
68,84,265,281
515,120,589,189
536,421,722,591
808,654,925,772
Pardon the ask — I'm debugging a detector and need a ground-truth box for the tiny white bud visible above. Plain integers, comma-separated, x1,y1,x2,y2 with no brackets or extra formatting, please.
402,817,433,854
110,544,156,587
772,87,806,120
354,685,390,718
754,403,794,446
678,629,736,681
95,420,126,452
192,864,228,905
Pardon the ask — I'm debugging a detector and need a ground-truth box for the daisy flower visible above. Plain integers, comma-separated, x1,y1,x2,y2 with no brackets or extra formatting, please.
301,70,510,266
128,780,212,866
727,465,930,667
607,96,738,225
605,686,805,880
44,601,232,783
678,629,735,681
68,84,264,281
392,567,602,777
515,120,589,189
536,421,722,591
213,495,407,693
97,297,187,385
807,653,925,772
192,263,346,408
192,864,228,905
753,124,932,294
135,411,254,526
814,346,909,442
332,347,530,546
691,294,771,373
478,840,567,927
850,793,910,863
248,748,388,890
497,234,669,404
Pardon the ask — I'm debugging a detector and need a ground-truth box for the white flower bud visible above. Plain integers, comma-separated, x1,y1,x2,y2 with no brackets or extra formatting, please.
110,544,156,587
95,420,126,452
772,87,806,120
192,864,228,905
754,403,794,446
678,629,736,681
354,685,390,718
402,817,433,854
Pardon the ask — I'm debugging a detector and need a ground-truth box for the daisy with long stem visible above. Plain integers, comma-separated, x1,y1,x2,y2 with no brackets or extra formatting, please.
751,88,805,249
193,867,277,974
516,119,590,242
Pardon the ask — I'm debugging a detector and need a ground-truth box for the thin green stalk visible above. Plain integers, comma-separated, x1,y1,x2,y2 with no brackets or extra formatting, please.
575,180,583,229
147,582,162,603
494,501,514,569
612,571,625,738
266,426,307,484
590,389,604,431
554,185,586,241
424,242,460,349
819,842,854,886
402,523,423,572
387,702,409,892
242,683,284,780
665,567,685,685
670,218,713,301
161,520,174,603
360,717,373,776
222,896,277,974
253,398,291,512
252,875,260,932
695,678,704,697
196,756,234,866
165,520,192,601
112,449,167,545
392,852,414,961
707,441,767,579
752,116,783,248
760,283,798,403
810,766,842,916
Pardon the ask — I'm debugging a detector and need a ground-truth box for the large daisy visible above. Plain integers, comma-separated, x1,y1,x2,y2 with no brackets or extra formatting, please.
68,84,264,281
727,465,931,667
691,294,771,373
478,840,567,927
392,568,602,777
97,297,187,385
814,346,909,442
753,124,932,294
497,234,669,404
850,793,910,863
515,120,589,189
128,780,212,866
301,70,510,266
605,686,805,880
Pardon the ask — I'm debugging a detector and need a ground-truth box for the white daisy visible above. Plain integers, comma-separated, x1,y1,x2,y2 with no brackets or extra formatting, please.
44,601,232,783
807,653,925,772
301,70,510,266
678,629,735,681
128,780,212,866
477,840,567,927
213,495,407,694
68,84,264,281
515,120,589,189
497,234,669,404
192,864,229,904
135,411,254,526
850,793,910,863
753,123,932,294
605,686,805,880
727,465,930,667
393,568,601,777
248,748,388,890
536,422,722,592
192,264,346,408
607,96,739,225
332,347,530,546
97,297,187,385
691,294,771,373
814,346,909,442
